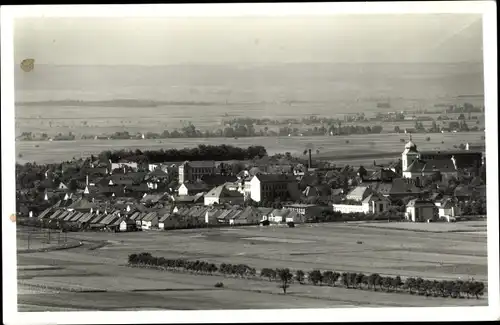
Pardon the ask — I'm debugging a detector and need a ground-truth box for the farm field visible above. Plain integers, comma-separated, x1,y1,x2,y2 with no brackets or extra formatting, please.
17,221,487,311
15,131,485,164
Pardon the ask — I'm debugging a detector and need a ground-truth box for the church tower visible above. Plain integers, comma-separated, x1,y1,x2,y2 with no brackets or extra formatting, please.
402,135,419,172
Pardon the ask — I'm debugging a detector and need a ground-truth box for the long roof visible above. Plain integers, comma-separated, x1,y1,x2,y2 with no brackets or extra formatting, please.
77,213,94,223
63,211,77,221
48,210,62,220
70,212,84,222
254,174,295,183
37,207,53,220
56,210,70,220
183,160,215,168
142,212,158,222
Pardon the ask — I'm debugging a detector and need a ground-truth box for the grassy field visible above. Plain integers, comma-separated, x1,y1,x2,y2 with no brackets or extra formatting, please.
14,102,485,137
17,221,487,311
15,131,485,165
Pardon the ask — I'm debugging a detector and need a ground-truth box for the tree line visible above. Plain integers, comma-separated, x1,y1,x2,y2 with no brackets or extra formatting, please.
98,145,268,164
127,252,485,298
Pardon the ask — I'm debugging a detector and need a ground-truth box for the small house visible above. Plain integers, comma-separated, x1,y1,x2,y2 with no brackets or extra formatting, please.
119,218,137,232
405,199,437,222
141,212,159,230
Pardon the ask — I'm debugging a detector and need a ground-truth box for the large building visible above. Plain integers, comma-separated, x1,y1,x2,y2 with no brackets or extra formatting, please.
401,138,483,181
178,161,216,184
249,174,298,203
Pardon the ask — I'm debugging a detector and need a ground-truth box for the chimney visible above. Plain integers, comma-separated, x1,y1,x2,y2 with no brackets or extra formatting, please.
308,149,312,169
86,174,89,186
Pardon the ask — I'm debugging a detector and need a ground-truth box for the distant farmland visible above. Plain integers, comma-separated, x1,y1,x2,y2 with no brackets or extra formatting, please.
16,131,485,165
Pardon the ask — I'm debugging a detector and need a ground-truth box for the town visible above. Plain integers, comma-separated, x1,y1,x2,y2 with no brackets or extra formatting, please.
16,138,486,232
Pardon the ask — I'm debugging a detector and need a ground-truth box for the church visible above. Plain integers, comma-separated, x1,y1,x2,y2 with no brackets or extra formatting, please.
401,137,483,182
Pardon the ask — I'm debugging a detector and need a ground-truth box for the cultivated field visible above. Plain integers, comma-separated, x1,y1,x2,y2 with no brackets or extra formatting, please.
15,131,485,165
17,221,488,311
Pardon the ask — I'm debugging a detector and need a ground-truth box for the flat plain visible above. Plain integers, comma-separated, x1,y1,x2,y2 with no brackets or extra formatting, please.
16,131,485,165
17,221,487,311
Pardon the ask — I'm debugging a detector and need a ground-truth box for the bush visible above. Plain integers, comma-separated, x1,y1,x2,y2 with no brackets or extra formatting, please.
214,282,224,288
426,137,431,141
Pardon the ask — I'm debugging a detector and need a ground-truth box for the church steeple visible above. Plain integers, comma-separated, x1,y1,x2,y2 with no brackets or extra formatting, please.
402,137,419,173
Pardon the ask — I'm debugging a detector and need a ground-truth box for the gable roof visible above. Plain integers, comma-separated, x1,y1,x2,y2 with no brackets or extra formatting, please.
390,178,421,195
184,160,216,168
346,186,372,200
142,212,158,222
70,212,84,222
406,199,435,207
181,182,209,191
258,207,274,215
77,213,93,223
254,174,295,183
37,207,54,219
420,159,457,173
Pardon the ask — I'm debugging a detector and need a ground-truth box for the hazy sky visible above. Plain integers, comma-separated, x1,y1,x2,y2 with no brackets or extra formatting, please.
14,14,483,65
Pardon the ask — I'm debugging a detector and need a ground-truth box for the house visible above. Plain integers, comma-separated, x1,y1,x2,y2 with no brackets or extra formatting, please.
436,198,460,221
226,209,244,225
141,193,169,205
365,168,400,182
387,178,422,201
111,161,138,172
229,206,261,225
204,185,245,206
178,161,216,184
258,207,274,221
405,199,437,222
282,204,324,220
172,192,205,205
332,186,390,214
268,209,291,223
249,174,298,203
178,182,209,196
284,210,302,223
141,212,159,230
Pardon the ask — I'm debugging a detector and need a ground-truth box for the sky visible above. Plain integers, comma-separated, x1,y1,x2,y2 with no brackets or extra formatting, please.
14,14,483,65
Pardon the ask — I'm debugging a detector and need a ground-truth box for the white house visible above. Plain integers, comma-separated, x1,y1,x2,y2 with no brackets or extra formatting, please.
332,186,390,214
405,199,437,222
436,199,460,221
111,161,138,172
204,184,244,206
119,219,136,232
249,174,297,203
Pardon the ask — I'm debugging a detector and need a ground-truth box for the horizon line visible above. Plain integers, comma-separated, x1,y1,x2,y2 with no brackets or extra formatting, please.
17,61,484,67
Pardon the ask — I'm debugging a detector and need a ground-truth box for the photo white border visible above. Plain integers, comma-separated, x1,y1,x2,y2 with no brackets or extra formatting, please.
1,1,498,324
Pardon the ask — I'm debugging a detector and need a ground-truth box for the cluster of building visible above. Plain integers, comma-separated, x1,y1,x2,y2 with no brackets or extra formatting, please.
20,140,486,230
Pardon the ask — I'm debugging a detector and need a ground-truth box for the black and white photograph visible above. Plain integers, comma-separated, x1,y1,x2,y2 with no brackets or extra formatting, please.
1,2,498,324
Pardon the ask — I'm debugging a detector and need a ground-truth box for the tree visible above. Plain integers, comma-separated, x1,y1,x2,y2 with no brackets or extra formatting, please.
322,271,335,286
276,268,293,294
308,270,323,286
295,270,305,284
260,268,276,282
394,126,401,133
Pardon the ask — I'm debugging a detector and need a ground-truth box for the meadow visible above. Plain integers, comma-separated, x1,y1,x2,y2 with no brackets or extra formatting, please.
17,221,487,311
16,131,486,165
